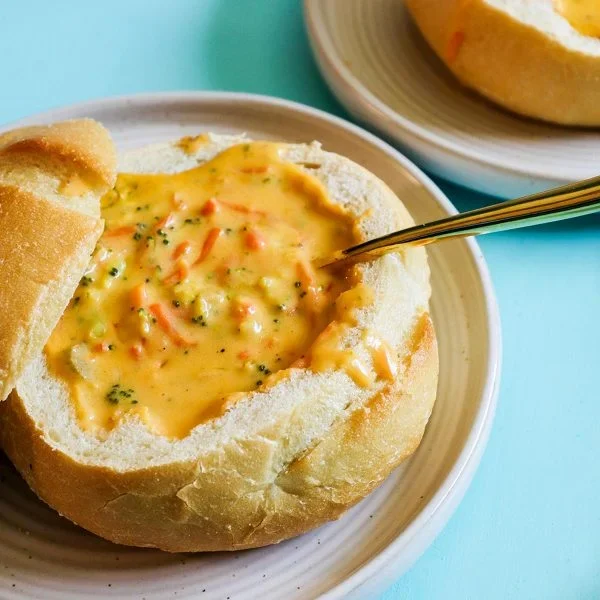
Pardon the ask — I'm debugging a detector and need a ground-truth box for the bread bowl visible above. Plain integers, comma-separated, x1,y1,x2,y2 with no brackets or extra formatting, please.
0,119,116,401
0,132,438,552
405,0,600,126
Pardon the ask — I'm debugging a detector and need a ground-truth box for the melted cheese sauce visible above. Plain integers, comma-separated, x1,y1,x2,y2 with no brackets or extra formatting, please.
45,141,371,438
310,285,375,387
555,0,600,36
309,284,398,387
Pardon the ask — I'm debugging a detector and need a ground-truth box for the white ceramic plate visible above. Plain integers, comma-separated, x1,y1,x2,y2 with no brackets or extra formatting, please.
305,0,600,198
0,92,501,599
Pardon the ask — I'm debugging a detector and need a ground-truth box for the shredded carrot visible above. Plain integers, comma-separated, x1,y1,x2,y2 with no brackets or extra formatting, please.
173,240,192,260
129,343,144,360
154,212,174,231
130,283,147,309
104,225,136,237
163,260,190,286
220,200,266,216
238,350,250,360
93,342,111,353
240,165,268,174
244,229,266,251
194,227,222,265
232,299,256,321
149,303,194,347
201,198,219,216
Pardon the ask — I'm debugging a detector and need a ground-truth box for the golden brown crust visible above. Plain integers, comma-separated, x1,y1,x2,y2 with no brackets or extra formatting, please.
0,313,438,552
0,119,116,400
0,119,117,189
0,185,103,401
405,0,600,126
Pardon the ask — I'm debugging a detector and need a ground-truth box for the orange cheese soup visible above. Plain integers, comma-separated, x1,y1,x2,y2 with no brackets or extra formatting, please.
45,141,365,438
555,0,600,36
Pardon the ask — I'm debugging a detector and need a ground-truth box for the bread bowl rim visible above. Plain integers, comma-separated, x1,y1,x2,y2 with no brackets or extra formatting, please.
10,132,435,464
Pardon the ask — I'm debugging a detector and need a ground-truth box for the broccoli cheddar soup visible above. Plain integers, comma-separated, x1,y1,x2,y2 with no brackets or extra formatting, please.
46,140,394,438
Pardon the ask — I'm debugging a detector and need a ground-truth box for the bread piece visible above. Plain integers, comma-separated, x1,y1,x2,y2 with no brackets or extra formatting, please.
405,0,600,126
0,134,438,552
0,120,116,401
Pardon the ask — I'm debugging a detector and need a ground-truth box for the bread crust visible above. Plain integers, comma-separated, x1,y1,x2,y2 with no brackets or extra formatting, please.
0,135,438,552
0,120,116,401
405,0,600,126
0,119,116,189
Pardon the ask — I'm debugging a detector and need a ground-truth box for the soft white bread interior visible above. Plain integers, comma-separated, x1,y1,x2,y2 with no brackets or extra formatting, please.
405,0,600,125
0,120,116,401
0,134,438,552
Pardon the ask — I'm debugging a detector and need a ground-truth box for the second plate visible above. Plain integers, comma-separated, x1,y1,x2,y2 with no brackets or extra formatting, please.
305,0,600,198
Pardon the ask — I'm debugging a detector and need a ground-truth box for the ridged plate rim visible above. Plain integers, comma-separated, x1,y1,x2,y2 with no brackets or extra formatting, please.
0,91,501,599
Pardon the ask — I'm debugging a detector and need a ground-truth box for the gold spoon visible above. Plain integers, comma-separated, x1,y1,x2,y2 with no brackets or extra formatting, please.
321,175,600,268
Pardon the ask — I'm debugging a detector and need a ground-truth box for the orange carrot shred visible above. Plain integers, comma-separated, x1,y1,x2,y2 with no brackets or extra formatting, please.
194,227,222,265
245,229,266,251
232,299,256,321
154,212,174,231
240,165,268,174
130,283,147,309
220,200,266,217
173,240,192,260
93,342,110,353
149,303,194,347
201,198,219,216
104,225,136,237
129,343,144,360
163,260,190,286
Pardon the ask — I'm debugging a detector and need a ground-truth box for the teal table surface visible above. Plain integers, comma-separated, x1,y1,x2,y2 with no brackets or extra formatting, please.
2,2,599,598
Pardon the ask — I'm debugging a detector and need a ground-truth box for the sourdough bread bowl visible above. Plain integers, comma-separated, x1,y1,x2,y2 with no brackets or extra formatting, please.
0,120,116,401
405,0,600,126
0,132,438,552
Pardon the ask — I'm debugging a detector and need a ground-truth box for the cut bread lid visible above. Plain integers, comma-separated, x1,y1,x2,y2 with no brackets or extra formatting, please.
0,119,117,401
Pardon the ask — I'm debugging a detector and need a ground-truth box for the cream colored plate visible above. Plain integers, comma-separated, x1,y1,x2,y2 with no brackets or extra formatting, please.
0,93,501,599
305,0,600,198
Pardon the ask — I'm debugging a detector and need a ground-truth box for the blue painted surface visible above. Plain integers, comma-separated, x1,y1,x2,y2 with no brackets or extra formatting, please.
1,2,599,598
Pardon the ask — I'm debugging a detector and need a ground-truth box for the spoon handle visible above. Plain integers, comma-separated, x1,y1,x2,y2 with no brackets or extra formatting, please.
324,175,600,266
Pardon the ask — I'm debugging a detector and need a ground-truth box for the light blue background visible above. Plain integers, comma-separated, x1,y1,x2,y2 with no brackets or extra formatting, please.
1,2,599,598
